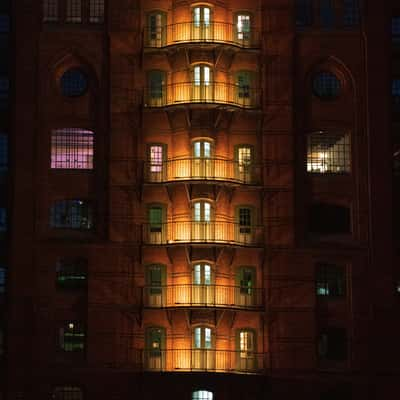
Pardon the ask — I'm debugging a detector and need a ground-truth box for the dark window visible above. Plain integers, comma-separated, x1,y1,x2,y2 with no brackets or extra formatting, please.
0,77,9,109
239,268,253,295
51,128,94,169
60,69,88,97
307,132,351,173
309,203,351,235
343,0,360,26
149,206,163,232
0,133,7,171
59,322,85,352
239,207,252,233
43,0,58,22
53,387,83,400
89,0,105,23
237,71,251,98
50,200,93,230
318,327,347,361
392,79,400,107
316,264,346,296
0,15,10,32
0,208,6,232
149,71,165,99
0,267,5,294
393,17,400,42
313,72,341,99
66,0,82,23
56,258,87,290
295,0,313,27
147,265,163,295
320,0,334,28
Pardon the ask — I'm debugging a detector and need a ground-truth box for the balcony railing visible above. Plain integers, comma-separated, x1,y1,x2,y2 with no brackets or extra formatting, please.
144,158,261,185
132,349,265,374
141,285,264,310
143,221,264,246
144,82,260,109
144,22,261,49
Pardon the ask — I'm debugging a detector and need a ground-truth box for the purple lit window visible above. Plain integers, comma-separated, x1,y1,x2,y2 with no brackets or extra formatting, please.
51,128,94,170
150,145,163,172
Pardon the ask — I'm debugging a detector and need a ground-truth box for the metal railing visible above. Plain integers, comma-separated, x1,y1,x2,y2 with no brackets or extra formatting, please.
131,349,265,374
144,22,261,48
142,221,264,246
144,158,260,185
144,82,261,109
141,284,264,310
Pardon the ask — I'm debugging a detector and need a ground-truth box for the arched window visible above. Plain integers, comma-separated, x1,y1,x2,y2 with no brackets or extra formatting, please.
60,68,88,97
192,326,215,370
192,391,213,400
312,71,341,100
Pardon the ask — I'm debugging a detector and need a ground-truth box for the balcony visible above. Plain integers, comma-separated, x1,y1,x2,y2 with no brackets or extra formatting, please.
142,221,264,247
133,349,265,374
144,158,261,185
141,285,264,310
144,82,261,109
144,22,261,49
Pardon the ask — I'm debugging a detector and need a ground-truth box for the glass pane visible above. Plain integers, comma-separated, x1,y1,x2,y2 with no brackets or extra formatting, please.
204,328,212,348
150,145,163,172
194,202,201,221
194,7,200,27
204,66,210,86
204,264,211,284
194,141,201,157
204,203,211,222
149,208,162,224
194,264,201,285
203,142,211,158
194,66,201,86
194,327,201,348
203,7,210,26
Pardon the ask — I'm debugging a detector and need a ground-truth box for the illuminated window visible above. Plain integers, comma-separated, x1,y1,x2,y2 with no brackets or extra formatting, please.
393,17,400,42
193,140,211,158
316,263,346,296
238,330,255,358
60,69,88,97
0,77,9,109
53,387,83,400
149,144,164,173
193,201,211,222
66,0,82,23
43,0,58,22
0,267,5,294
193,263,212,285
193,65,211,86
192,391,213,400
56,258,87,290
193,327,213,349
89,0,104,23
318,327,347,361
59,322,85,352
319,0,334,28
147,12,166,47
236,13,251,41
313,72,341,99
343,0,360,26
145,327,165,359
149,206,163,232
308,203,351,235
307,132,350,173
51,128,94,169
0,133,7,171
193,6,211,28
295,0,313,27
50,200,93,230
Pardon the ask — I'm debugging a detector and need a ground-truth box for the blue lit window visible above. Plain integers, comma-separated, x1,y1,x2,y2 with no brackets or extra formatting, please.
393,79,400,107
295,0,313,27
0,77,9,109
0,208,6,232
320,0,334,28
312,72,341,99
393,17,400,42
60,69,88,97
343,0,360,27
0,15,10,33
50,200,93,230
0,267,5,294
0,134,7,171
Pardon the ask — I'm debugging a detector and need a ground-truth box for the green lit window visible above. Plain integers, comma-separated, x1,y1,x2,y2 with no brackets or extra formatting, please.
149,206,163,232
56,258,87,290
59,322,85,352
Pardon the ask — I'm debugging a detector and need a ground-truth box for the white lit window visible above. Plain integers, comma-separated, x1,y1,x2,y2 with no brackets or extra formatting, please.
149,145,163,172
240,330,254,358
193,263,212,285
193,7,211,27
237,14,251,40
193,65,211,86
194,202,211,222
192,391,213,400
194,327,212,349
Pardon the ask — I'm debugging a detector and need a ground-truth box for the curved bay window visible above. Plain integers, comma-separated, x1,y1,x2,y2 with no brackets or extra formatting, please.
192,5,212,41
193,326,214,370
145,327,166,370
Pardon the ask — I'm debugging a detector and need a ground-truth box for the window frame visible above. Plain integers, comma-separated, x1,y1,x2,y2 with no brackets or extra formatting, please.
146,10,167,47
50,199,94,230
312,71,342,101
315,262,346,297
56,257,88,290
58,321,86,352
66,0,83,24
234,11,252,42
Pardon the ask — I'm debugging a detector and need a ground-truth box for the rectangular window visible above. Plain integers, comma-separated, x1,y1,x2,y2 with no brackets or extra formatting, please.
53,387,83,400
343,0,360,26
66,0,82,23
0,77,9,109
0,134,8,171
149,207,163,232
239,330,254,357
0,208,6,232
51,128,94,170
238,147,252,167
316,263,345,296
0,267,5,294
295,0,313,27
149,71,165,99
237,72,251,98
43,0,58,22
0,15,10,32
239,208,251,233
393,17,400,42
148,265,162,295
89,0,105,23
307,132,351,173
318,327,347,361
237,14,250,41
56,258,87,290
149,145,163,173
240,268,253,295
59,322,85,352
50,200,93,230
320,0,334,28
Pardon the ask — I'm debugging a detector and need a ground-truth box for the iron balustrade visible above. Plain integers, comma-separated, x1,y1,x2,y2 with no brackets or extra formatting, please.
131,349,265,374
143,221,264,246
144,82,261,109
141,284,264,310
144,22,261,49
145,157,260,185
